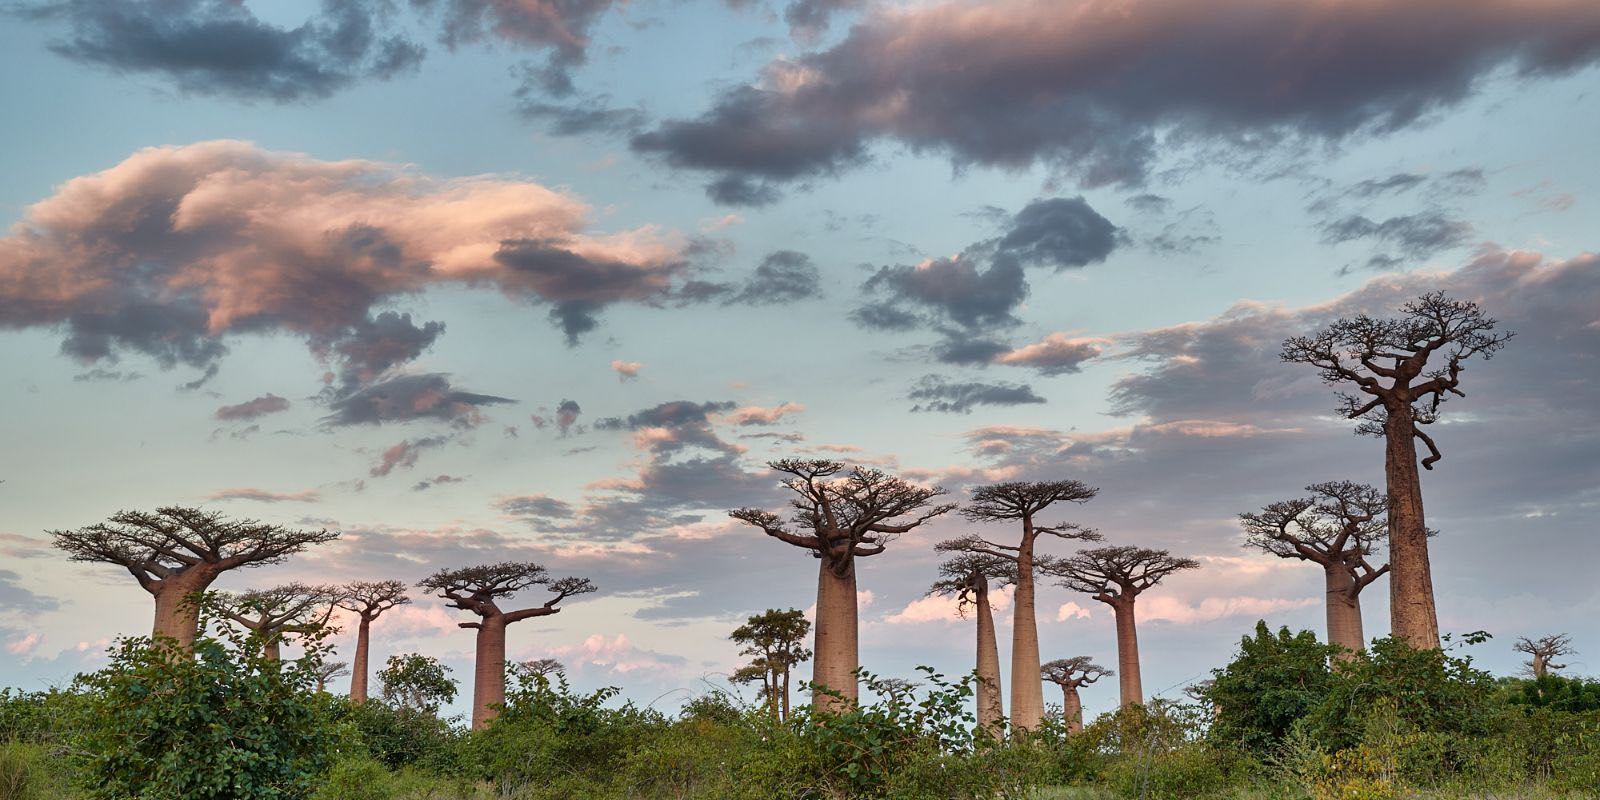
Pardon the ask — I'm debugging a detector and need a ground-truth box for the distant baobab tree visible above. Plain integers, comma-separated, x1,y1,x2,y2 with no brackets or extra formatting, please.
1283,292,1511,649
520,657,566,677
928,549,1015,736
942,480,1101,731
730,608,812,721
1515,634,1575,679
338,580,412,702
50,507,337,652
217,583,344,661
316,661,350,693
1049,546,1199,707
1041,656,1110,734
420,562,596,730
731,459,954,711
1240,481,1389,654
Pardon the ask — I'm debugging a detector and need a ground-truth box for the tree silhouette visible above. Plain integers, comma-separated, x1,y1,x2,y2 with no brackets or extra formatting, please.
216,583,344,661
1283,292,1511,648
1515,634,1575,679
928,548,1017,735
419,562,596,729
1049,546,1199,707
945,480,1101,731
519,657,566,677
1240,481,1388,654
731,459,953,711
50,507,337,652
337,580,412,702
1041,656,1110,734
315,661,350,693
730,608,812,720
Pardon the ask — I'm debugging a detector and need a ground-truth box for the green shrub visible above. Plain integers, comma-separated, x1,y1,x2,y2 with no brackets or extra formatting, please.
1206,622,1338,754
335,698,464,771
0,739,78,800
1303,635,1497,752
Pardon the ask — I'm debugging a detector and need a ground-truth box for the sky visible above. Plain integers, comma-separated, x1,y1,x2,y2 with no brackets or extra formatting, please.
1,0,1598,723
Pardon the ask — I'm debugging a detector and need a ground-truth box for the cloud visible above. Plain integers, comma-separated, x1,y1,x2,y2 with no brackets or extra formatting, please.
369,434,453,477
4,631,45,659
635,0,1600,201
542,633,690,676
1138,595,1319,625
0,570,58,613
884,584,1013,625
326,374,512,428
994,333,1108,376
215,393,291,421
908,375,1046,414
411,474,466,491
1320,211,1474,259
499,494,575,521
728,251,824,305
322,311,447,393
611,360,643,380
414,0,625,97
1057,602,1092,621
595,400,739,454
725,402,804,426
205,488,321,503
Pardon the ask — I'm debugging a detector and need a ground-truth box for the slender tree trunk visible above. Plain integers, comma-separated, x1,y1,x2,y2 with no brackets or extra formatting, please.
472,616,508,731
974,581,1005,737
812,559,859,712
1011,526,1045,731
151,573,210,652
1385,405,1440,649
350,616,372,702
781,668,791,721
1064,686,1084,734
1113,600,1142,708
1323,565,1365,656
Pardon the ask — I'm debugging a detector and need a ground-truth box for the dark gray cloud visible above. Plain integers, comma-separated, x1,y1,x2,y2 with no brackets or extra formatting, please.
322,312,446,393
499,494,575,520
517,94,649,137
995,197,1120,271
1319,211,1474,259
556,399,582,436
326,374,512,428
634,0,1600,202
215,394,292,422
595,400,737,432
907,374,1046,414
25,0,424,102
411,474,465,491
0,569,58,613
412,0,623,97
783,0,866,42
728,251,823,305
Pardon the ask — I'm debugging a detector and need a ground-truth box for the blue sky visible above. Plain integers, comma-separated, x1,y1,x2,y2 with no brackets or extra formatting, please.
2,0,1599,722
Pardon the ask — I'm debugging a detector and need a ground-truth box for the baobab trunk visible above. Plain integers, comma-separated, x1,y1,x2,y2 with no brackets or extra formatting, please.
1323,565,1365,655
471,617,508,730
974,580,1004,736
1112,600,1141,707
812,560,859,711
1385,406,1440,649
350,617,372,702
263,639,282,662
151,573,210,652
1062,686,1084,734
1010,539,1045,731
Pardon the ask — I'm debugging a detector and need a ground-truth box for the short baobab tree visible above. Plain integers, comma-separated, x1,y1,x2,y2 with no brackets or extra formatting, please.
316,661,351,693
338,579,412,702
1283,292,1511,649
946,480,1101,731
731,459,953,711
1240,481,1389,654
928,549,1016,735
217,583,344,661
1514,634,1575,680
419,562,596,730
50,507,337,651
520,657,566,677
1048,546,1199,708
1041,656,1111,734
730,608,812,721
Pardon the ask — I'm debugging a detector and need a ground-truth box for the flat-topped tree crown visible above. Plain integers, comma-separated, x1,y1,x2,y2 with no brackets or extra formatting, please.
962,480,1100,523
339,579,411,620
419,562,597,626
1050,546,1200,604
1514,634,1575,679
216,583,345,659
1042,656,1111,688
1240,481,1388,565
928,549,1018,613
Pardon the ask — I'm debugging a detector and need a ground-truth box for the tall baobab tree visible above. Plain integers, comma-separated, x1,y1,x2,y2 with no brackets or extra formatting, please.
1048,546,1199,708
1240,481,1389,654
1283,292,1511,649
419,562,596,730
338,580,412,702
1514,634,1575,679
928,549,1015,736
730,608,812,721
945,480,1101,731
731,459,953,711
217,583,344,660
1041,656,1111,734
50,507,337,651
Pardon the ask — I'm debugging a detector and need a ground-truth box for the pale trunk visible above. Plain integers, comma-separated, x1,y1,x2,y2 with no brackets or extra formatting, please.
1064,686,1084,734
1113,601,1141,708
1010,525,1044,731
1385,405,1441,649
812,559,859,712
350,616,372,702
974,581,1004,736
472,617,508,731
1531,655,1548,680
151,572,210,652
1324,565,1366,656
263,638,281,662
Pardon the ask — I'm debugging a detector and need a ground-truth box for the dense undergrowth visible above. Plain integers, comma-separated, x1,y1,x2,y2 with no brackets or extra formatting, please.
3,622,1598,799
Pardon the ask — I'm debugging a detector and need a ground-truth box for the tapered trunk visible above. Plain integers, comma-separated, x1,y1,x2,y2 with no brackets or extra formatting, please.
812,559,859,712
1324,565,1366,656
263,638,282,662
1063,686,1084,734
150,571,211,652
350,616,372,702
1112,600,1141,708
1010,527,1044,731
1385,405,1440,649
781,668,791,721
471,616,508,731
974,581,1004,737
1531,655,1548,680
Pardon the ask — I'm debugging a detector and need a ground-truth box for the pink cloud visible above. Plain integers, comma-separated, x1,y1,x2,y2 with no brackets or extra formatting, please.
205,488,322,503
611,360,644,380
724,402,804,426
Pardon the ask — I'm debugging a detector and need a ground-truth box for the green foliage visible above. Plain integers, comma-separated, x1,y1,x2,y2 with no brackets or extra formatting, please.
1505,673,1600,713
1303,635,1497,751
334,698,463,771
377,653,458,715
0,739,80,800
1206,621,1339,754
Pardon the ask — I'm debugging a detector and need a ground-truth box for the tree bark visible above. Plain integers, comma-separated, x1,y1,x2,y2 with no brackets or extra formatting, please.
1063,686,1084,734
471,616,508,731
974,581,1005,737
150,572,210,652
350,616,372,702
1385,405,1441,649
1010,523,1045,731
1324,565,1366,656
781,667,791,721
263,638,282,662
812,559,859,712
1113,600,1142,708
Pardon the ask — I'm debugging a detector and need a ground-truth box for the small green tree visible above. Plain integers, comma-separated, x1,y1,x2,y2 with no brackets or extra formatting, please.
730,608,812,720
1205,621,1338,754
1304,633,1497,750
377,654,458,715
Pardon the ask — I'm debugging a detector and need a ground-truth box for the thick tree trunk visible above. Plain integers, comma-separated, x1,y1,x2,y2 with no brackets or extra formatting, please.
1385,406,1441,649
151,572,211,652
974,581,1005,737
1324,565,1365,656
350,617,372,702
812,559,859,712
263,638,282,662
1010,527,1044,731
471,617,508,731
1113,600,1141,708
1064,686,1084,734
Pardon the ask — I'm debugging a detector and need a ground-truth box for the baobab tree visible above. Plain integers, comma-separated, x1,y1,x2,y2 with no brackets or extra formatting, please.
50,507,337,651
217,583,344,660
338,579,412,702
730,608,812,721
316,661,350,693
1283,292,1511,649
419,562,596,730
1041,656,1111,734
928,549,1016,735
1048,546,1199,708
1240,481,1389,654
731,459,954,711
1515,634,1575,679
945,480,1101,731
520,657,565,677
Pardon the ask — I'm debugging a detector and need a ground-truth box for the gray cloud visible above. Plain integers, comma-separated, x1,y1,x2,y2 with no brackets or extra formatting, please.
322,312,446,393
413,0,623,97
369,435,453,478
907,374,1046,414
328,374,512,428
1319,211,1475,259
214,394,292,422
411,474,466,492
0,569,59,613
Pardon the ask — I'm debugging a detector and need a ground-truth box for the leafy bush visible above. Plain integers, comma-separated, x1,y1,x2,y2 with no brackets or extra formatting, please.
1303,635,1497,751
1206,621,1338,754
377,654,458,715
0,739,79,800
334,698,463,771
